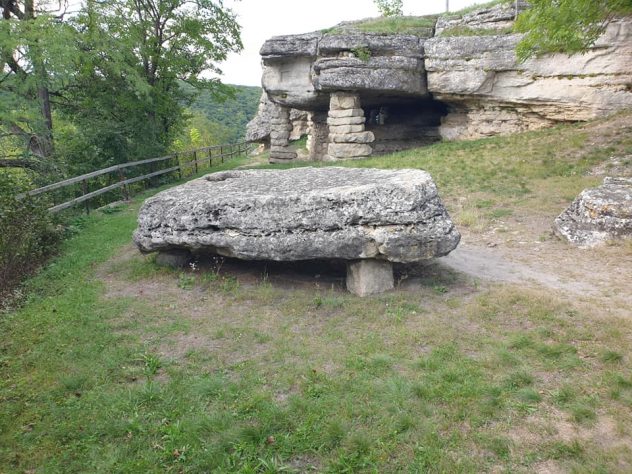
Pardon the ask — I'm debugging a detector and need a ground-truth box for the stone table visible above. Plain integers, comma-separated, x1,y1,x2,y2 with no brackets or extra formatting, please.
133,167,460,296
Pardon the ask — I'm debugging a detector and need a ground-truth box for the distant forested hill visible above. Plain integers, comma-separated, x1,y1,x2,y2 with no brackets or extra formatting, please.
189,85,262,143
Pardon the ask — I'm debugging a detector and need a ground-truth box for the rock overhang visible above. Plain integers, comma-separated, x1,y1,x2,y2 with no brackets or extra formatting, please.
260,30,432,110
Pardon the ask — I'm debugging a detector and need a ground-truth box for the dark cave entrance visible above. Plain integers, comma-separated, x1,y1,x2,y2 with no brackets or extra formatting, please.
362,96,448,154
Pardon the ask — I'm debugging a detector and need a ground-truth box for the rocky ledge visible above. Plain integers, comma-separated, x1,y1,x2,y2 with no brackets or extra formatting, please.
554,177,632,248
133,168,460,295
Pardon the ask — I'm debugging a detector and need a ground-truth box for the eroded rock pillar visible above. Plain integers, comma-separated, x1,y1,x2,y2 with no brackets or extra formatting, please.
326,92,374,160
307,111,329,161
269,103,297,163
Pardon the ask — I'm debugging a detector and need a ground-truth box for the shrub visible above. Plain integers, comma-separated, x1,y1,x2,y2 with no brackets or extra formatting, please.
0,172,62,304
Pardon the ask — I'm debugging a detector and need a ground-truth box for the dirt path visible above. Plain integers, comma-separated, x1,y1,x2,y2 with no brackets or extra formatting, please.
439,243,597,295
437,229,632,318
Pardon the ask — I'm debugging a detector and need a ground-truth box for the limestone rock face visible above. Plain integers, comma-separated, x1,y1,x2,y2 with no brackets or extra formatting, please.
425,18,632,139
133,168,460,263
554,177,632,248
249,5,632,154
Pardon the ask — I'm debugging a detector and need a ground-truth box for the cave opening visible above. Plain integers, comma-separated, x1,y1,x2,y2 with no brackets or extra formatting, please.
362,97,449,155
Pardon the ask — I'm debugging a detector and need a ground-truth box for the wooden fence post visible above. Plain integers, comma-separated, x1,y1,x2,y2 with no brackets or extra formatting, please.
220,145,224,164
193,150,198,174
81,179,90,214
118,167,129,200
175,153,181,180
208,148,212,167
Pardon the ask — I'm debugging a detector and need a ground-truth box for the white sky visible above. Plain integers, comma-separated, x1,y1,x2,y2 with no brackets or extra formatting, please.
221,0,486,86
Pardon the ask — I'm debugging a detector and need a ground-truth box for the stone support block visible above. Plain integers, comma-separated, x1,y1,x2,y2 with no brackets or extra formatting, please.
327,116,366,126
270,148,297,160
346,259,394,296
270,130,291,140
155,249,192,268
330,92,361,110
328,143,373,158
329,131,375,144
328,124,366,134
270,121,293,129
307,112,329,161
328,108,365,119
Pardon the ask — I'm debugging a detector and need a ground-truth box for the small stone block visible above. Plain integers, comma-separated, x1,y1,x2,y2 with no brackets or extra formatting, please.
329,131,375,144
155,249,191,268
328,124,365,134
327,116,366,126
330,92,361,110
270,150,297,161
270,130,291,140
328,143,373,158
328,108,365,119
346,260,394,296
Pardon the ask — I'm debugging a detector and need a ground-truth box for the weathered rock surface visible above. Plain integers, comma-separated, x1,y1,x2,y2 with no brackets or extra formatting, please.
260,31,429,110
133,167,460,263
425,17,632,139
434,3,528,36
554,177,632,248
246,92,310,144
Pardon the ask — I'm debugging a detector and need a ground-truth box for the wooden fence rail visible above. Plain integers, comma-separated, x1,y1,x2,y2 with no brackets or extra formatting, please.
18,142,250,213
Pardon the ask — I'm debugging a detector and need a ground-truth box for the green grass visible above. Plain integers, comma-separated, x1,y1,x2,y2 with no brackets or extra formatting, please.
444,0,513,18
325,15,437,36
2,116,632,472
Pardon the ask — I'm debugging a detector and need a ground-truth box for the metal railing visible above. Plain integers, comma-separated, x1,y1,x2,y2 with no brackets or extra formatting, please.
17,142,249,213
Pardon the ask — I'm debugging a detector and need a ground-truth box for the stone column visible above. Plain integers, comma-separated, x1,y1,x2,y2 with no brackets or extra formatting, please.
269,103,297,163
307,111,329,161
326,92,374,160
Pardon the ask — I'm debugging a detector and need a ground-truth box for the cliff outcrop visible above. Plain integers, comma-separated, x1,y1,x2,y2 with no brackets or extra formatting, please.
247,4,632,161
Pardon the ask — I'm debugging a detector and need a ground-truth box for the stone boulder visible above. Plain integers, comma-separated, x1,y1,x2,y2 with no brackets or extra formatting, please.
133,168,460,295
554,177,632,248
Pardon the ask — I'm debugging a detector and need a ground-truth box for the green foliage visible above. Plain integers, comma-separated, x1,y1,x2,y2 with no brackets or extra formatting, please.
0,0,243,179
187,85,262,143
515,0,632,60
351,46,372,62
0,173,62,301
0,3,79,165
171,112,232,152
373,0,403,16
444,0,512,18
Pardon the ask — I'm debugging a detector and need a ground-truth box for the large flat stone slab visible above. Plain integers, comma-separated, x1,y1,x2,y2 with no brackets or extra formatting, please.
133,167,460,263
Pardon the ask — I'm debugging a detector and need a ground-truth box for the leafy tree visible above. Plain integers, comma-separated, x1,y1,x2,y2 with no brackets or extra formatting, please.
374,0,403,17
60,0,242,173
515,0,632,60
188,84,261,143
172,111,232,151
0,0,77,172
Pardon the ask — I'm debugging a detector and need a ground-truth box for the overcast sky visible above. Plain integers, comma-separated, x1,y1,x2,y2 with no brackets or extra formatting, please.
220,0,487,86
